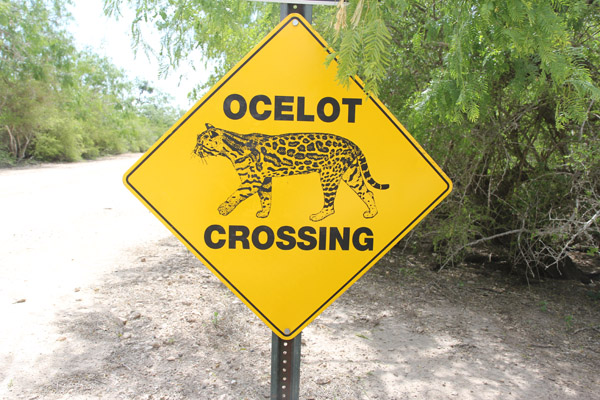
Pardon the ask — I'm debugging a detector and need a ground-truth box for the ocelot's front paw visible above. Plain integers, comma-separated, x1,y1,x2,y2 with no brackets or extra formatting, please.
256,209,270,218
218,203,233,216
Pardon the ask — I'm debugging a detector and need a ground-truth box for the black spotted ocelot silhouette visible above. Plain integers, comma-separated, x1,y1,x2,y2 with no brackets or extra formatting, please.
193,123,389,221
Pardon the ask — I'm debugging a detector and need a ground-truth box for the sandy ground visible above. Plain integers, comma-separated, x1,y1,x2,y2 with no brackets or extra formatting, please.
1,154,599,400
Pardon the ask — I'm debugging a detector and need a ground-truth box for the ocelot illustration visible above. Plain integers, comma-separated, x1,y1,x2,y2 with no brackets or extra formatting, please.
193,123,390,222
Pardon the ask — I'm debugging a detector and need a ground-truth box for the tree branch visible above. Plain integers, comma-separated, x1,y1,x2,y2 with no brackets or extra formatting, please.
579,99,595,139
553,209,600,267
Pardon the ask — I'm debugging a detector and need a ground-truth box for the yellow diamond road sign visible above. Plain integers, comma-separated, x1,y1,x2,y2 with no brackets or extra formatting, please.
124,14,452,339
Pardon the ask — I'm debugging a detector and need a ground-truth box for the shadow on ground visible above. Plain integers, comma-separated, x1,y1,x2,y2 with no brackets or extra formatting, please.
12,237,600,399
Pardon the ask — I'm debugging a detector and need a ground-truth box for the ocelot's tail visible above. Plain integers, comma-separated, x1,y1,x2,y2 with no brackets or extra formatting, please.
359,153,390,190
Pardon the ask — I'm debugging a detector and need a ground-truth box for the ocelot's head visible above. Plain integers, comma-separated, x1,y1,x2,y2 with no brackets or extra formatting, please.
194,123,225,159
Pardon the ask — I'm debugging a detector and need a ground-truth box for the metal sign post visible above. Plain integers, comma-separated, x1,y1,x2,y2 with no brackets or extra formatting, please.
280,3,312,23
271,6,308,400
271,331,302,399
271,7,306,400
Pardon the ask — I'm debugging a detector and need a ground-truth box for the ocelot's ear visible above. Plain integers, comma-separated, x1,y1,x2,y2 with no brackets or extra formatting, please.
206,123,219,138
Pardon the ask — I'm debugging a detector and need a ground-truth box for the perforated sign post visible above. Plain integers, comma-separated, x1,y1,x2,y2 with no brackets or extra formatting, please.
124,11,451,399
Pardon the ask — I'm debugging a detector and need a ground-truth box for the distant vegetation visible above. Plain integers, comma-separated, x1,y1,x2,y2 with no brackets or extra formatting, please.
0,0,180,166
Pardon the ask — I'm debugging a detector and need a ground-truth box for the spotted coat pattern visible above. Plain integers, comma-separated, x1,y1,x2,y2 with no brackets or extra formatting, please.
194,123,389,221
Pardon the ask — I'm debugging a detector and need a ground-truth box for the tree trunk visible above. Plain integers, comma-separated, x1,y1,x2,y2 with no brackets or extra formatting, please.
18,134,31,160
5,125,18,159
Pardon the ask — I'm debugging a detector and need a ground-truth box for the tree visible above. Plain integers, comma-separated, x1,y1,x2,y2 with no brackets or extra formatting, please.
0,0,180,164
366,1,600,278
0,0,76,160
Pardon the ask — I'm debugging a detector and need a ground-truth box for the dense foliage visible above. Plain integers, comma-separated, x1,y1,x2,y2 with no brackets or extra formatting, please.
107,0,599,277
364,0,600,278
0,0,179,165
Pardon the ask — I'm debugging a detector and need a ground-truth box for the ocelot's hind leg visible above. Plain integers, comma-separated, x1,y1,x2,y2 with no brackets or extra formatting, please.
310,168,343,222
256,178,272,218
342,161,378,218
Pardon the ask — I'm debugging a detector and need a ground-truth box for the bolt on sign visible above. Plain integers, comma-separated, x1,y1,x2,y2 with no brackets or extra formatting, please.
124,14,452,339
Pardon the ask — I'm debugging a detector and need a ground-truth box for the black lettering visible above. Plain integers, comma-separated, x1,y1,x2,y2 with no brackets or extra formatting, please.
296,96,315,122
342,98,362,123
319,227,327,250
274,95,294,121
352,227,374,251
206,225,374,251
205,224,226,249
229,225,250,249
223,94,247,120
252,225,275,250
249,95,272,120
329,227,350,250
317,97,340,123
276,226,296,250
297,226,317,250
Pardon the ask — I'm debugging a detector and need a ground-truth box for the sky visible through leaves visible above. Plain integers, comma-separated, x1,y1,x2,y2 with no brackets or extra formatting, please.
67,0,207,110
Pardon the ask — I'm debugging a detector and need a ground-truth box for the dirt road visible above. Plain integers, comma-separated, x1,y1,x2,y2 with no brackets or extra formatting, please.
1,154,599,399
0,155,168,396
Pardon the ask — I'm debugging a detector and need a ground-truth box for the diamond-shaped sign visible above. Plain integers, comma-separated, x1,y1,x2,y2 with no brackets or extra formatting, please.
124,14,452,339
